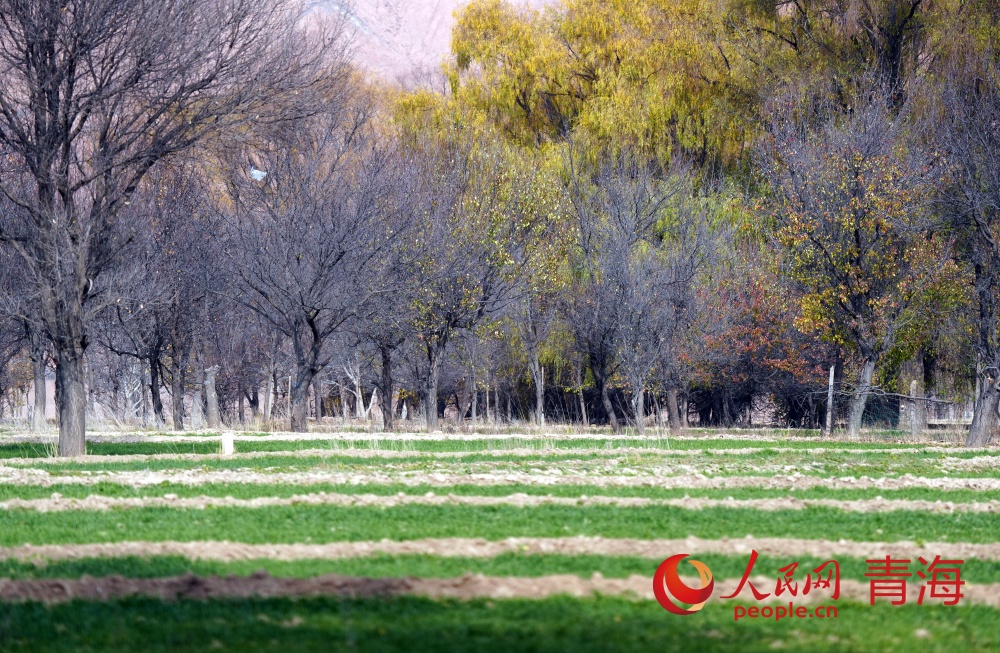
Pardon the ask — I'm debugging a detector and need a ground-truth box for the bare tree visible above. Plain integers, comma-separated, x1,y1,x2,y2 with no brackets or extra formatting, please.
221,107,403,432
95,164,214,430
616,208,714,434
0,242,37,425
934,52,1000,446
406,141,553,431
0,0,333,454
564,149,701,432
348,150,434,431
512,294,557,427
25,319,47,430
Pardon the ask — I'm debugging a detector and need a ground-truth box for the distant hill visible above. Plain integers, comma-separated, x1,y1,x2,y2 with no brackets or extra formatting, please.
311,1,547,83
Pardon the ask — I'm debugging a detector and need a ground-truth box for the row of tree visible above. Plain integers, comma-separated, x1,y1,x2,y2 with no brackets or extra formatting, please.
0,0,997,454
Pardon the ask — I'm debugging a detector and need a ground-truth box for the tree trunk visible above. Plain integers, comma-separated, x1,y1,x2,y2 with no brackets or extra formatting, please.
368,388,378,423
589,364,617,434
109,359,121,420
30,341,46,432
915,378,928,434
425,346,442,431
56,348,87,457
425,368,439,430
494,384,500,424
85,353,96,418
339,381,350,422
353,374,367,420
576,363,588,426
967,375,1000,447
591,359,618,433
272,372,282,421
900,353,927,433
666,388,682,431
140,359,150,427
247,385,259,419
171,364,186,431
262,359,275,420
261,380,271,421
314,379,323,420
632,386,645,435
191,361,205,429
528,349,545,427
457,378,471,425
289,370,313,433
205,365,221,429
471,373,478,425
288,333,319,432
380,345,394,431
847,358,877,439
149,359,165,428
600,383,618,432
832,354,843,431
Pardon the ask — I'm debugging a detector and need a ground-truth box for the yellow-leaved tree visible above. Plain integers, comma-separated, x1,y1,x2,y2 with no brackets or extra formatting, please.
449,0,747,168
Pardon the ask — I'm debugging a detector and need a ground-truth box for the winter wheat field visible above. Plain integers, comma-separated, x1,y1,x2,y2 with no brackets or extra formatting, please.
0,426,994,652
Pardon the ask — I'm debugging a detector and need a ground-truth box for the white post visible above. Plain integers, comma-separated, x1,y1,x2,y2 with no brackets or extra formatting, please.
221,431,234,456
825,366,835,436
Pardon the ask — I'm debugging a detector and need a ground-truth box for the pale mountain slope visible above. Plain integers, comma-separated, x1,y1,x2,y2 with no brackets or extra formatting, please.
312,0,548,82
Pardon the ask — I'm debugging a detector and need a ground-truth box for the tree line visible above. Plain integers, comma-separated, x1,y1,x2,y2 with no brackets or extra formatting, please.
0,0,998,453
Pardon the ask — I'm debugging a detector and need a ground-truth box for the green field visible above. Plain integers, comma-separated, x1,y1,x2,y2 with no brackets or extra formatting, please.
0,428,994,652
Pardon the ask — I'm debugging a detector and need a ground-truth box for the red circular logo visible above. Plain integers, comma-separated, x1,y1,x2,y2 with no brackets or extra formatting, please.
653,554,715,615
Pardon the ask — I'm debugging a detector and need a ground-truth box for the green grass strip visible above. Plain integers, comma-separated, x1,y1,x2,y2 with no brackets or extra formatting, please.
0,595,996,652
6,452,630,471
2,481,1000,504
0,504,996,546
8,449,995,479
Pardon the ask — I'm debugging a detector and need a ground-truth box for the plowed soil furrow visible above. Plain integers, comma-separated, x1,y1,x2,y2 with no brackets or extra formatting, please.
943,456,1000,470
4,446,987,466
0,571,992,606
6,431,962,445
3,492,999,514
1,467,998,490
3,535,1000,563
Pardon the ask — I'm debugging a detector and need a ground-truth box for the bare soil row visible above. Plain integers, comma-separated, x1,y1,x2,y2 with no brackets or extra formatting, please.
4,535,1000,563
1,467,997,491
0,570,994,606
2,491,998,514
6,431,949,445
7,446,988,467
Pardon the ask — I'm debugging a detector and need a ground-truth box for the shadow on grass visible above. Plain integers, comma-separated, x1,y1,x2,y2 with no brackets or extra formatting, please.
0,596,995,652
